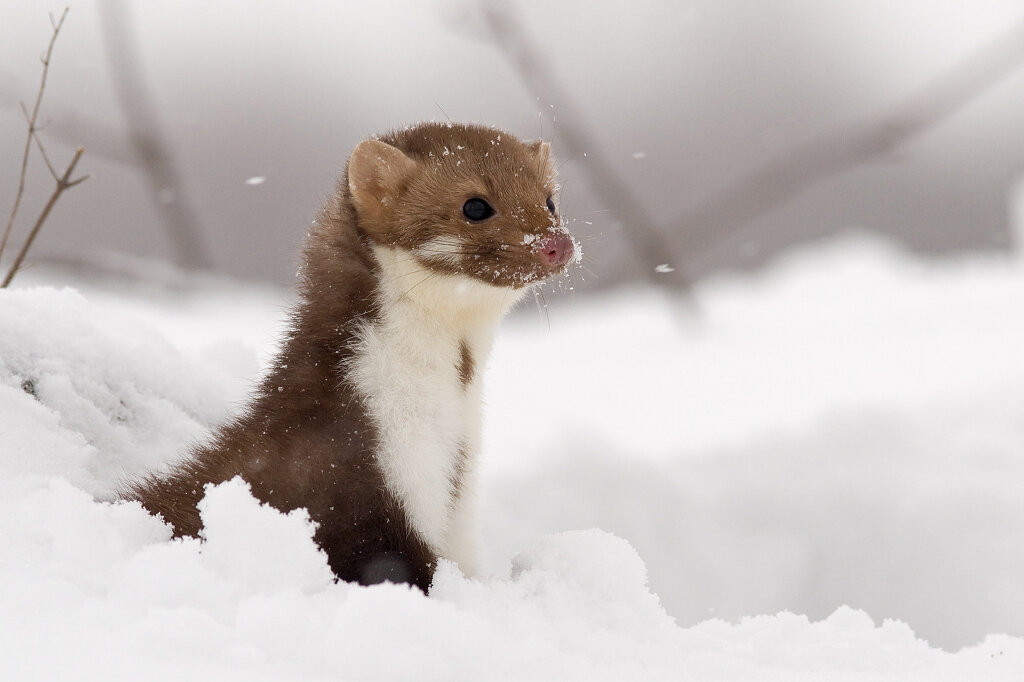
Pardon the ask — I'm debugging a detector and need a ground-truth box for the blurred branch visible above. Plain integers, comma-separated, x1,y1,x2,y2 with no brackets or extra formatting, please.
675,16,1024,267
1,7,68,263
475,0,691,292
98,0,211,269
1,70,138,164
2,147,89,288
1,8,89,289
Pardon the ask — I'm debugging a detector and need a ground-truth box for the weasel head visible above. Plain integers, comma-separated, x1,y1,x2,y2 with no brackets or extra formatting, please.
346,123,577,290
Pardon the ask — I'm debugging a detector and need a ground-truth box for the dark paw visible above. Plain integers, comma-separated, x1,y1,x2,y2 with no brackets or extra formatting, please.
359,552,415,587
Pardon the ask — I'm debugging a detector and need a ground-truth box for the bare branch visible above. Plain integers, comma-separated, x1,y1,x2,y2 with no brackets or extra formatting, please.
31,130,61,181
2,147,88,288
2,7,88,288
475,0,691,292
16,102,59,179
675,16,1024,269
66,173,90,189
1,6,69,262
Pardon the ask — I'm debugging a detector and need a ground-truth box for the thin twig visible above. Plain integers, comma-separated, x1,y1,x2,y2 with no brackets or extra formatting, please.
31,130,61,181
2,147,88,288
19,101,61,180
0,6,68,262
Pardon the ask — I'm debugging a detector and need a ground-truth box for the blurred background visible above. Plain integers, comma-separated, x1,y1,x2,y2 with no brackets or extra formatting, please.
3,0,1024,290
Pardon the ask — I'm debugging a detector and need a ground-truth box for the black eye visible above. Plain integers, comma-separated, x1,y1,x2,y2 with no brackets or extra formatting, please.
546,196,556,215
462,198,495,222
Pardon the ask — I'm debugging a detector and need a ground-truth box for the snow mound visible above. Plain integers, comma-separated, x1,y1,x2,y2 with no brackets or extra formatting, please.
5,470,1018,680
485,233,1024,649
0,287,242,495
197,477,335,593
3,239,1024,677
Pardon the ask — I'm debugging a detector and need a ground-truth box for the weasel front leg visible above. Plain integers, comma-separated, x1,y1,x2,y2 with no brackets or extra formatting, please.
443,470,483,578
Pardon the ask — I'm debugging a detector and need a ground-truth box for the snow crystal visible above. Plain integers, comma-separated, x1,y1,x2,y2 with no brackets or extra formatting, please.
570,234,584,264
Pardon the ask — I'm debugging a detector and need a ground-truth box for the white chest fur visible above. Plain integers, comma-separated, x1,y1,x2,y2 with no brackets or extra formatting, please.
346,245,523,572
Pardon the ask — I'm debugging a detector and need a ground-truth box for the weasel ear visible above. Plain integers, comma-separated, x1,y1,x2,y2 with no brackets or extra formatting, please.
527,140,551,164
347,139,418,220
527,140,554,178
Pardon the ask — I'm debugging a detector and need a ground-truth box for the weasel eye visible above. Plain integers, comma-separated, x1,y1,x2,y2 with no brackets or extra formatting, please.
462,198,495,222
546,196,556,215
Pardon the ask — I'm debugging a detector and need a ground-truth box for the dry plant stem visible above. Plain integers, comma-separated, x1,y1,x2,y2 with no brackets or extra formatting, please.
477,0,691,293
1,147,87,288
0,7,69,262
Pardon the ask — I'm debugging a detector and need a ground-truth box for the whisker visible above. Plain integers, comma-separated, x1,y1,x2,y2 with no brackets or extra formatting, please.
538,287,551,331
391,266,436,279
565,265,578,300
531,288,544,321
387,272,439,313
435,102,453,125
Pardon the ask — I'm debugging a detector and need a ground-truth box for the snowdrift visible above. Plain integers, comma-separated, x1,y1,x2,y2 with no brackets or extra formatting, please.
2,235,1023,679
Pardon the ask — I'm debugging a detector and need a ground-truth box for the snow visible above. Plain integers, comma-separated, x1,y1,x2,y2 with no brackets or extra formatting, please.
2,232,1024,678
485,235,1024,650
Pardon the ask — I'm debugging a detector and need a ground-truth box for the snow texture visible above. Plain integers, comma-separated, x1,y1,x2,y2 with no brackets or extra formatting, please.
2,232,1024,679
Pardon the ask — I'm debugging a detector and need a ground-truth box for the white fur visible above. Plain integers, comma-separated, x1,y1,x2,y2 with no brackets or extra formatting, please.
346,245,524,575
414,236,467,267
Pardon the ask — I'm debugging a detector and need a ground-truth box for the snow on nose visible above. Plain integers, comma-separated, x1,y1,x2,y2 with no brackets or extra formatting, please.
537,232,574,267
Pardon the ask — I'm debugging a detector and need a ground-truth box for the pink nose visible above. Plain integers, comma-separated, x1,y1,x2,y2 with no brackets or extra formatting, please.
537,232,574,267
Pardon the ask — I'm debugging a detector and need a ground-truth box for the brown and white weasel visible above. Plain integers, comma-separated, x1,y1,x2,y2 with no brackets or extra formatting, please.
127,123,576,592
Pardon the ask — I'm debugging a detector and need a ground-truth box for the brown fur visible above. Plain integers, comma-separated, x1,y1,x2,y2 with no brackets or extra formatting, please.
457,340,475,387
360,124,562,288
125,123,566,592
126,183,436,589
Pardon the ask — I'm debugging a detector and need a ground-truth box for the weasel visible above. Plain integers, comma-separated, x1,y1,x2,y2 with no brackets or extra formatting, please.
126,123,576,592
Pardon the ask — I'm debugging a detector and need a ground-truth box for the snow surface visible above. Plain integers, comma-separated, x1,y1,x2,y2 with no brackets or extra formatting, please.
2,233,1024,679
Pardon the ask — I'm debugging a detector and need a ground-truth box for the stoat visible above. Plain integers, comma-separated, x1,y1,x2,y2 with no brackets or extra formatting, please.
127,123,576,592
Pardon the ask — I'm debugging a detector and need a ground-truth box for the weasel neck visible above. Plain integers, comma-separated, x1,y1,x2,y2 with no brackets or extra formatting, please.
371,244,525,334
